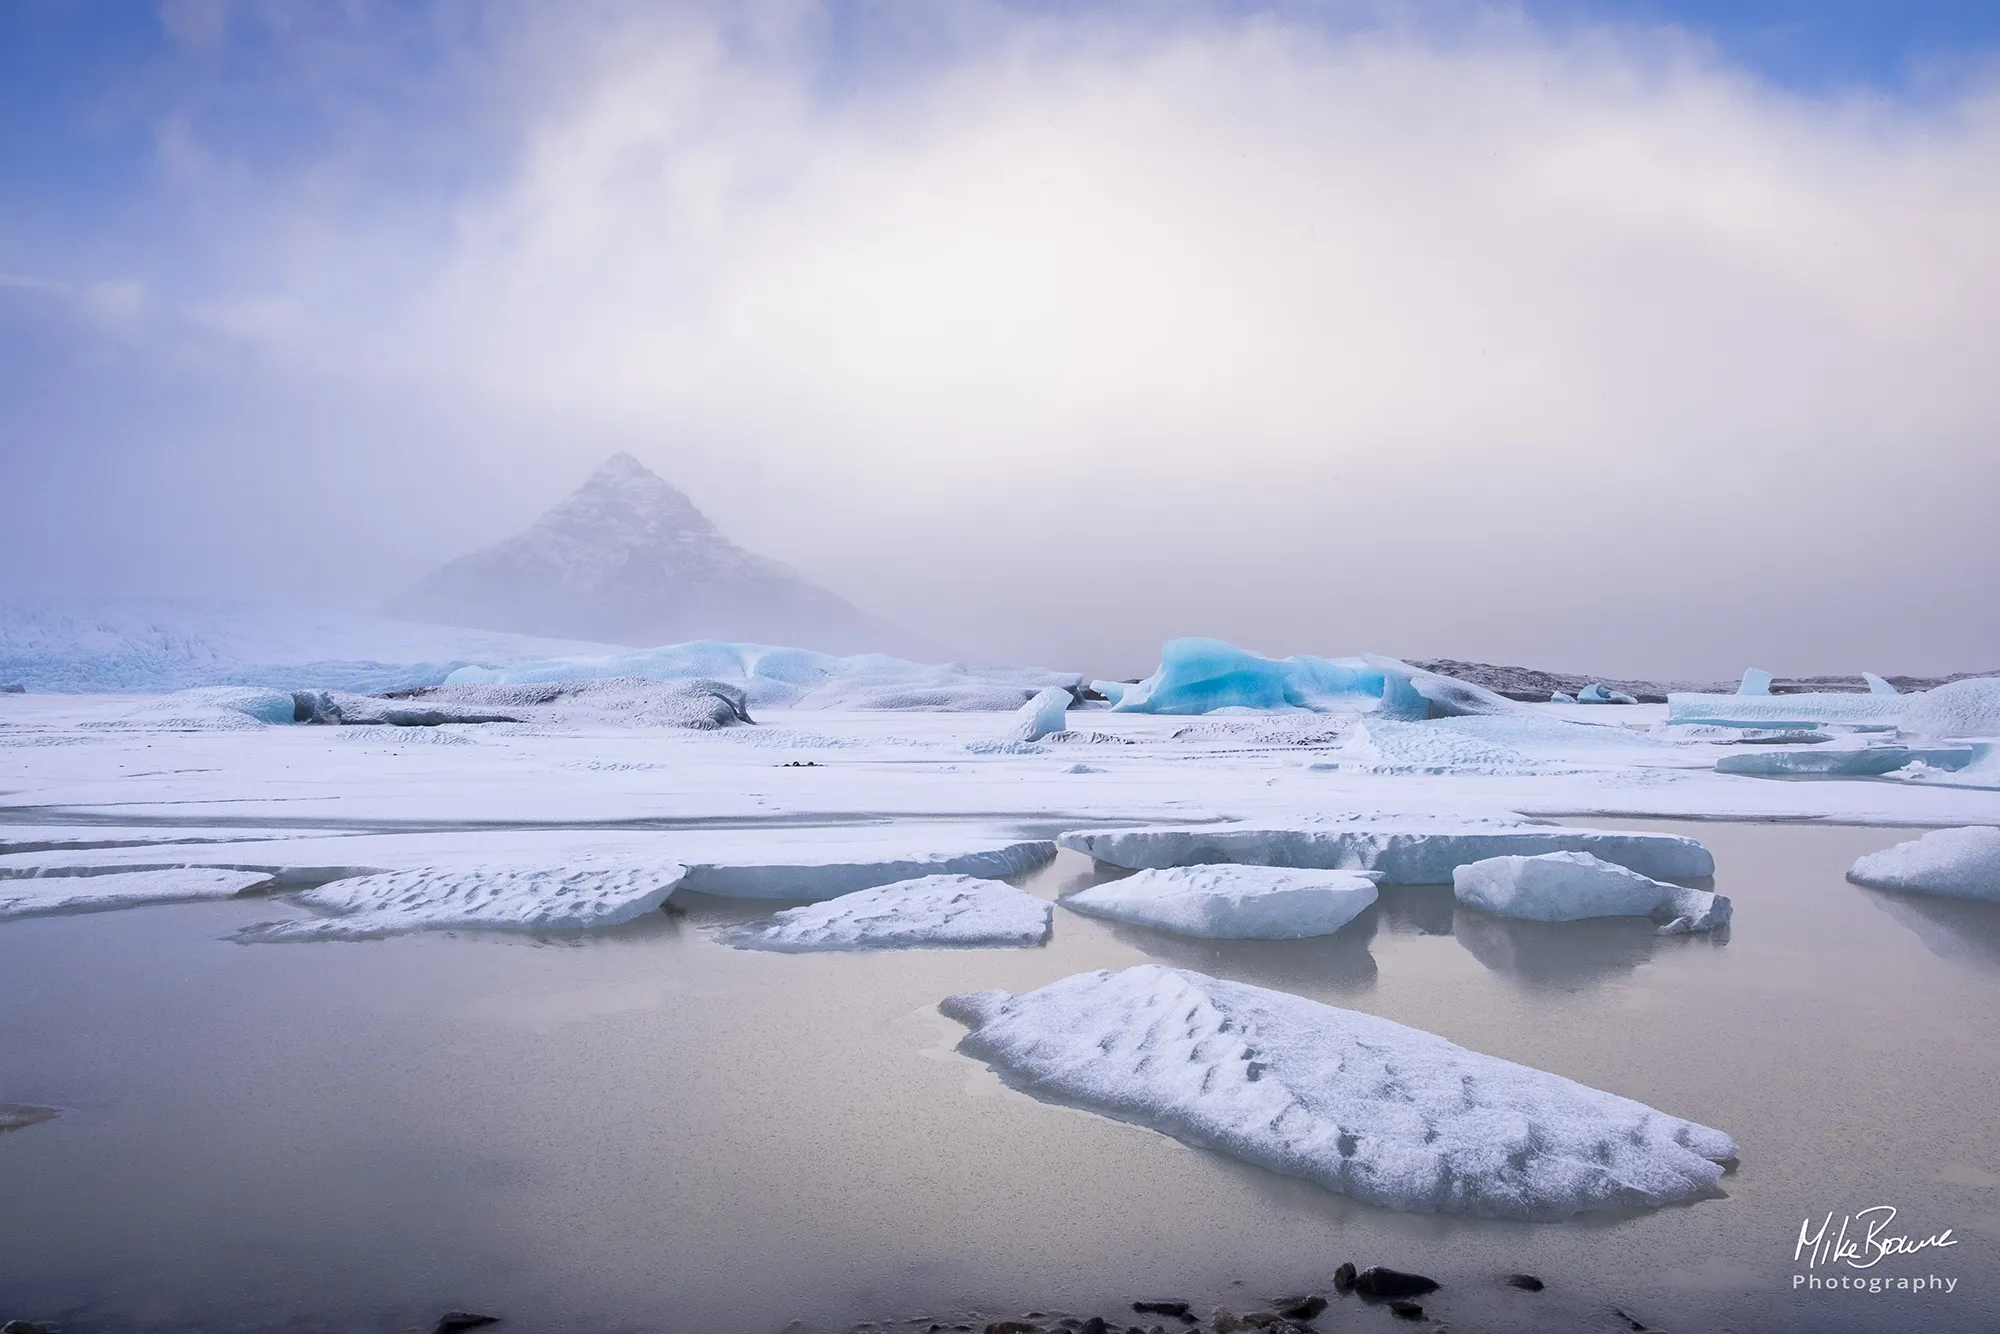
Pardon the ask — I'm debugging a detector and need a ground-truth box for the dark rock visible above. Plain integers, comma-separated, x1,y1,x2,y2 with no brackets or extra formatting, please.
1,683,25,694
1331,1264,1356,1294
0,1104,61,1133
1131,1304,1188,1319
1386,1301,1424,1321
1080,1319,1108,1334
2,1321,58,1334
1504,1273,1544,1292
1613,1310,1653,1332
1353,1268,1439,1299
1272,1296,1326,1321
1208,1311,1243,1334
433,1315,500,1334
983,1323,1043,1334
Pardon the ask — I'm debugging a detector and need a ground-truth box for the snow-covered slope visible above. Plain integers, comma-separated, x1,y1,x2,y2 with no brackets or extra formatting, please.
0,598,624,693
386,453,934,657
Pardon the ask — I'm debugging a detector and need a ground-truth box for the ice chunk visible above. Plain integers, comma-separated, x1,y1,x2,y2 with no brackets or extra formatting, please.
676,840,1058,900
1898,677,2000,740
720,875,1051,951
1,868,272,921
1864,673,1898,696
1109,639,1517,718
390,677,753,729
1007,685,1072,743
1738,668,1774,696
1846,827,2000,902
237,861,688,940
1089,680,1129,706
1453,852,1730,934
1059,824,1713,883
1666,692,1903,728
1550,691,1576,704
1715,744,1974,778
1061,865,1377,939
942,965,1737,1219
1576,683,1638,705
78,687,301,731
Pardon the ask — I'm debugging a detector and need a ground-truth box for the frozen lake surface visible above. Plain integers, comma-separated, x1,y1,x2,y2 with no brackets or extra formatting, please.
4,820,1998,1334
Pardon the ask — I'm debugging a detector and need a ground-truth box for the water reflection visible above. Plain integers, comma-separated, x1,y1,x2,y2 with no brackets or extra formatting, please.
1074,910,1380,995
1375,884,1456,936
1865,888,2000,973
1453,907,1721,989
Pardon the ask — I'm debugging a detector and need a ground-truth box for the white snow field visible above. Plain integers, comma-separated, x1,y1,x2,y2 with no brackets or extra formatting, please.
1453,852,1732,934
0,868,272,920
1847,826,2000,901
942,965,1739,1219
720,874,1053,951
1900,678,2000,739
1060,865,1378,939
1058,822,1716,882
237,861,690,940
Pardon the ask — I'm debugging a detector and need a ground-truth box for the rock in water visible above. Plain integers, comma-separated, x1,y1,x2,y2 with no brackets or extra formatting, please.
386,452,930,656
942,965,1737,1219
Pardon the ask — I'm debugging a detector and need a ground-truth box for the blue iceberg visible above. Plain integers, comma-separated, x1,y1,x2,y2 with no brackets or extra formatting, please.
1108,638,1517,718
1738,668,1774,696
1576,683,1638,705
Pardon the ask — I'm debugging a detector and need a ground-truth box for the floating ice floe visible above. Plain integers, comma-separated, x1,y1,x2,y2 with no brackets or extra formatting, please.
1715,742,1975,779
1058,823,1713,883
720,875,1051,951
1897,678,2000,740
1666,691,1905,729
942,965,1738,1219
1006,686,1072,743
675,840,1059,900
1576,683,1638,705
1846,827,2000,902
1108,639,1517,718
237,861,688,940
1061,865,1378,939
0,868,273,921
1453,852,1730,934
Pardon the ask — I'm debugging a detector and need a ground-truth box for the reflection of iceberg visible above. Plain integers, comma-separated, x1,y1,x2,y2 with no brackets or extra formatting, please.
942,965,1738,1218
1865,889,2000,973
1453,908,1678,988
1109,638,1517,718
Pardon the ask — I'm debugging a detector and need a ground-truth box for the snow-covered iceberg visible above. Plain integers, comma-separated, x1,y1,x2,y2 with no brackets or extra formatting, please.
1715,743,1974,778
1897,678,2000,740
237,861,688,940
1058,823,1714,883
1576,683,1638,705
1666,692,1903,728
1061,865,1377,939
1006,686,1072,743
1846,827,2000,902
942,965,1737,1219
1453,852,1730,934
675,840,1058,900
446,640,1082,713
1108,639,1517,718
1,868,272,921
720,875,1051,951
1738,668,1774,696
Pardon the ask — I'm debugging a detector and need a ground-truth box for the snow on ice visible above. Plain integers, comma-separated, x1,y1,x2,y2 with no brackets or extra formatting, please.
1847,827,2000,902
1898,678,2000,740
942,965,1738,1219
1006,686,1072,743
0,868,272,921
237,861,689,940
1453,852,1731,934
720,875,1052,951
1060,865,1378,939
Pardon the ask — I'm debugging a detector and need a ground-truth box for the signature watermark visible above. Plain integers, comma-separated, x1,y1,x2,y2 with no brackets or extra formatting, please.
1793,1206,1960,1294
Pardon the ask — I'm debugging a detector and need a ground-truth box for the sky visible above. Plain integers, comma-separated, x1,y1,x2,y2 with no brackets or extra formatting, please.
3,0,1998,680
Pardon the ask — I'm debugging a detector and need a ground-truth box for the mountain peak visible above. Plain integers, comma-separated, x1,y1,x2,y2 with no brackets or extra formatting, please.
593,450,654,483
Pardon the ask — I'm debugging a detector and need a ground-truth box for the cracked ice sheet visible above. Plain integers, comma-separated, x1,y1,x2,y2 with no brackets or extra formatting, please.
3,706,2000,838
943,965,1737,1220
719,875,1052,951
0,867,273,920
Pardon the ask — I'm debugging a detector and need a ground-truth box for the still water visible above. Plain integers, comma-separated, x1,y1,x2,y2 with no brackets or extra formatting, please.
2,820,1997,1333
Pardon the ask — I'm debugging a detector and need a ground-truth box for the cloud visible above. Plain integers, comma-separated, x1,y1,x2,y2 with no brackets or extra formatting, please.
7,3,2000,676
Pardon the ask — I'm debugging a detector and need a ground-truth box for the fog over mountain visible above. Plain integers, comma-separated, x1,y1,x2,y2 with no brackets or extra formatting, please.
388,453,938,657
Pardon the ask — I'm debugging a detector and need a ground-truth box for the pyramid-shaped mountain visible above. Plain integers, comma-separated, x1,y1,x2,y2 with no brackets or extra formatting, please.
386,453,930,655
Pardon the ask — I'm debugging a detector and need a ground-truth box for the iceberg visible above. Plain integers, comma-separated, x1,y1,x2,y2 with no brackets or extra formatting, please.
1089,680,1130,706
942,965,1737,1219
1006,685,1072,743
1453,852,1730,934
1715,744,1974,778
1738,668,1774,696
237,861,687,940
1549,691,1577,704
720,875,1051,951
675,840,1058,900
1,868,272,921
1897,678,2000,740
1576,683,1638,705
364,678,755,730
1846,827,2000,902
1058,823,1714,883
1108,639,1517,718
1061,865,1378,939
1864,673,1898,696
1666,692,1903,729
